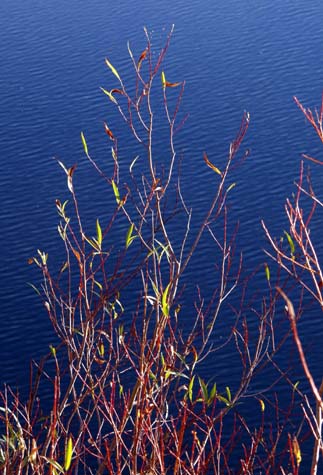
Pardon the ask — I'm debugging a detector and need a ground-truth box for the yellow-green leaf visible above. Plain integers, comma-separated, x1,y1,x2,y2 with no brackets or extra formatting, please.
161,282,171,317
42,458,64,474
161,71,166,89
226,386,232,402
199,377,208,402
203,152,222,176
105,58,121,81
81,132,88,156
265,263,270,281
96,219,102,247
112,180,120,205
284,231,295,255
188,375,195,403
259,399,265,412
100,87,118,104
227,183,236,193
64,436,73,471
126,223,136,248
292,436,302,467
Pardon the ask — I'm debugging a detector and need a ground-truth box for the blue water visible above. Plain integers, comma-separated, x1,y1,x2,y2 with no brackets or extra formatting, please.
1,0,323,470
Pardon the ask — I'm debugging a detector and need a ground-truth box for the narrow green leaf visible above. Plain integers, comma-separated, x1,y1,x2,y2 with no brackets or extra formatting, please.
125,223,135,249
49,345,56,358
284,231,295,255
161,71,166,89
96,219,102,247
64,436,73,471
209,383,217,402
265,263,270,281
226,386,232,402
161,282,171,317
112,180,120,205
105,58,121,81
216,394,230,406
100,87,118,104
42,458,64,474
83,234,100,252
188,375,195,403
227,183,236,193
199,377,208,402
81,132,88,156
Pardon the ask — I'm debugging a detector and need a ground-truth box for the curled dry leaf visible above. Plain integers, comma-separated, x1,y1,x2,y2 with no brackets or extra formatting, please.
137,49,147,70
104,122,114,140
203,152,222,177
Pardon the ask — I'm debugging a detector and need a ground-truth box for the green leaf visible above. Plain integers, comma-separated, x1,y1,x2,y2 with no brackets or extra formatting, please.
265,263,270,281
284,231,295,255
209,383,217,403
105,58,121,81
188,375,195,403
42,458,64,474
112,179,120,205
81,132,89,156
161,71,166,89
125,223,136,249
100,87,118,104
64,436,73,471
216,394,230,406
226,386,232,402
161,282,171,317
49,345,56,358
199,377,208,402
96,219,102,247
227,183,236,193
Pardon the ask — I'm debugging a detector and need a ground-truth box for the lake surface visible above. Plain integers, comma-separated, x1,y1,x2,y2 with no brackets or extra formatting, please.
1,0,323,470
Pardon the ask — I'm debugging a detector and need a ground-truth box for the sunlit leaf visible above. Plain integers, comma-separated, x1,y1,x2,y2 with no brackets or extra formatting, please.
292,436,302,467
209,383,217,403
284,231,295,255
64,436,73,471
126,223,136,248
226,386,232,402
59,261,68,273
265,263,270,281
94,279,103,291
259,399,265,412
49,345,56,358
72,248,81,263
112,179,120,205
98,342,105,357
161,282,171,317
105,58,121,81
42,458,64,474
100,87,118,104
137,49,147,70
188,375,195,403
104,122,114,140
216,394,230,406
96,219,102,248
199,377,208,402
161,71,166,89
165,80,182,88
203,152,222,176
227,183,236,193
57,161,76,193
129,155,139,173
81,132,89,156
